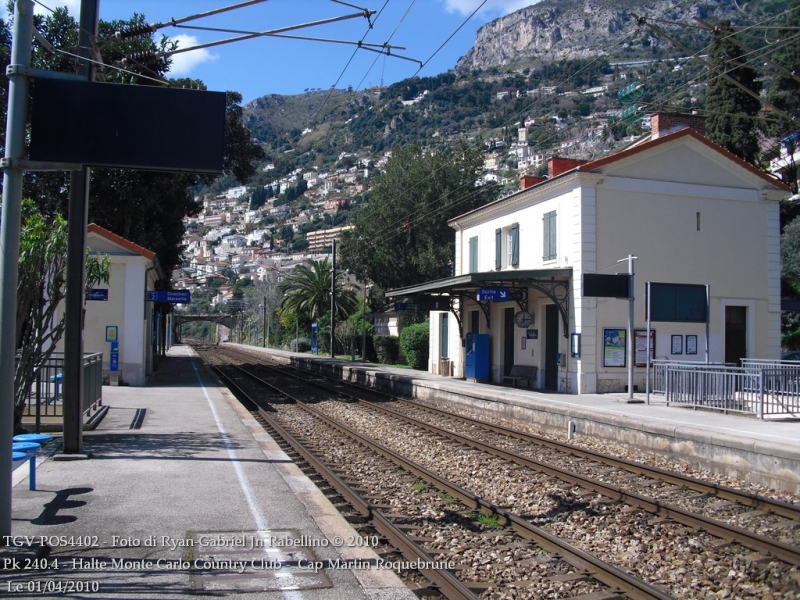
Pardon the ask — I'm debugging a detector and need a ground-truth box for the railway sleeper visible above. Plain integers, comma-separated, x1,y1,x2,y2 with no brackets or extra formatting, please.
561,591,626,600
409,585,444,597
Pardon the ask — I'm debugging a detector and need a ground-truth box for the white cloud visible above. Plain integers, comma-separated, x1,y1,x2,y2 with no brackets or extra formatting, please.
442,0,540,17
166,34,218,77
33,0,81,16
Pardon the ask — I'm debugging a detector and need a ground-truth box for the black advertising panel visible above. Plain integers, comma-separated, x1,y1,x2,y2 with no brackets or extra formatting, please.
583,273,631,298
30,78,225,173
647,282,707,322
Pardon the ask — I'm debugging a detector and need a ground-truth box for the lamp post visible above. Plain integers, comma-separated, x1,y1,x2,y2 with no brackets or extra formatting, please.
262,296,267,348
361,282,371,361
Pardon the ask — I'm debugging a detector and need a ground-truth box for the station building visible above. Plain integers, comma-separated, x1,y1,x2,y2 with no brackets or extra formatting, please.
387,115,790,393
56,224,165,386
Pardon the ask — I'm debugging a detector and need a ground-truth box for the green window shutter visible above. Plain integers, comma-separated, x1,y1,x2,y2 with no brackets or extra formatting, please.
511,223,519,267
469,236,478,273
495,228,502,270
543,211,556,261
441,314,449,358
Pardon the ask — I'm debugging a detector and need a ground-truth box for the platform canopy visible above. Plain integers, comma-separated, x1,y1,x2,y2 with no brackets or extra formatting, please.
385,268,572,336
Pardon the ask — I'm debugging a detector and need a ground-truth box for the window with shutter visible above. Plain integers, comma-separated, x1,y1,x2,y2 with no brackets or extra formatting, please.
510,223,519,267
495,228,502,270
543,211,556,261
469,236,478,273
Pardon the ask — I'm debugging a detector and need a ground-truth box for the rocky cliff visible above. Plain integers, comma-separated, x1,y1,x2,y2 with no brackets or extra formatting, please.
456,0,744,71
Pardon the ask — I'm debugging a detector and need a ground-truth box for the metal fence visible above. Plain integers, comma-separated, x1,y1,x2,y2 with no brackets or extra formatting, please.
19,352,104,430
651,359,800,419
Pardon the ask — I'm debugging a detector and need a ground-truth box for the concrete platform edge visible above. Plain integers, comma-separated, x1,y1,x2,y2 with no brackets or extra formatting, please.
216,373,416,598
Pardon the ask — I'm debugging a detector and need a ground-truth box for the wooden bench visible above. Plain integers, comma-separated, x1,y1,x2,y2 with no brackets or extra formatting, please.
503,365,538,389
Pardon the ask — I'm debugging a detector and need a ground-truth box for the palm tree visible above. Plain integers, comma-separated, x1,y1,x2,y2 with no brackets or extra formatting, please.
279,258,357,323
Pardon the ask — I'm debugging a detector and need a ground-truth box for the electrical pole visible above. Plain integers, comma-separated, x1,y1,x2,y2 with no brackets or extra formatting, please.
330,239,336,358
617,254,640,403
63,0,100,456
0,0,34,540
262,297,267,348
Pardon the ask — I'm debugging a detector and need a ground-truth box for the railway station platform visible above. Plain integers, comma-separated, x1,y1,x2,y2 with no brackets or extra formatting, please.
252,344,800,496
5,345,416,599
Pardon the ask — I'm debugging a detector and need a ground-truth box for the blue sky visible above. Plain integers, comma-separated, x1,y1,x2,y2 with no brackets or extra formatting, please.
31,1,538,103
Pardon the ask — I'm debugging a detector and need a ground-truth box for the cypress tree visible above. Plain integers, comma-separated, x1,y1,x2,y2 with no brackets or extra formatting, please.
705,20,762,164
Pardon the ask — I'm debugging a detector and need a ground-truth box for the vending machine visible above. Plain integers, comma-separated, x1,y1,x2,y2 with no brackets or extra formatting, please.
464,333,489,382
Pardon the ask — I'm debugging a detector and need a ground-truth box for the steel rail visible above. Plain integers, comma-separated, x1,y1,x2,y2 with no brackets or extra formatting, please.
206,360,480,600
395,400,800,521
257,409,481,600
225,345,800,522
290,399,674,600
360,401,800,567
206,352,674,600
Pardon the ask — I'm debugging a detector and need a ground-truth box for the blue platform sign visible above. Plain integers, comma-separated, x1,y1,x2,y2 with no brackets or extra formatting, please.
477,287,510,301
110,352,119,372
394,302,420,311
147,290,191,303
88,289,108,301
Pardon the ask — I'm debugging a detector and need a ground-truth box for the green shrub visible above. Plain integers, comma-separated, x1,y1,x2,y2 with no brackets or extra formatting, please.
373,335,400,364
400,321,429,370
291,337,311,352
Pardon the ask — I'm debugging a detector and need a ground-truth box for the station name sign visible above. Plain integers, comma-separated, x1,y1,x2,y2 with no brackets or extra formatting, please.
147,290,192,303
477,287,510,301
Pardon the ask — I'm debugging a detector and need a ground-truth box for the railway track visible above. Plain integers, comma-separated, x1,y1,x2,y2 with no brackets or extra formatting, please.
196,344,800,599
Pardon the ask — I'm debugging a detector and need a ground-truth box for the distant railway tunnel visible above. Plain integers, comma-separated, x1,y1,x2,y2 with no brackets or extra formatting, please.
173,314,237,343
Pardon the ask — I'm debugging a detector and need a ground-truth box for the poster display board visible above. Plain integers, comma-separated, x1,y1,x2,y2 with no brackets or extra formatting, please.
634,330,655,367
603,328,626,367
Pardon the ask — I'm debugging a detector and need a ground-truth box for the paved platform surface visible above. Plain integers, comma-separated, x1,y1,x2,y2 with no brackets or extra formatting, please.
5,345,416,600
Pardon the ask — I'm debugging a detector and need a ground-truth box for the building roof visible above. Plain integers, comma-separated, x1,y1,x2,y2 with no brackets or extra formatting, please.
87,223,156,260
451,128,790,224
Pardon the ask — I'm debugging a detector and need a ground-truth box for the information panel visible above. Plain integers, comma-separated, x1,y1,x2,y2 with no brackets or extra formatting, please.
583,273,631,298
647,283,707,323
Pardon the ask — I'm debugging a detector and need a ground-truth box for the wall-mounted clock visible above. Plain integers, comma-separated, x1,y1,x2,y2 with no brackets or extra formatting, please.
514,311,532,328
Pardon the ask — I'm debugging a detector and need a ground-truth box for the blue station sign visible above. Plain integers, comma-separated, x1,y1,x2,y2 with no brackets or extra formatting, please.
88,289,108,301
477,287,510,301
394,302,420,311
147,290,192,303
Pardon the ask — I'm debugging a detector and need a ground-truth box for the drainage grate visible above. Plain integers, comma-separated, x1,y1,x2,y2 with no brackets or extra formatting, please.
190,530,332,592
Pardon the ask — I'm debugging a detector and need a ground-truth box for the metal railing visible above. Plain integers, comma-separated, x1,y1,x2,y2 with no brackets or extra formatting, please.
18,352,104,430
651,359,800,419
650,360,732,395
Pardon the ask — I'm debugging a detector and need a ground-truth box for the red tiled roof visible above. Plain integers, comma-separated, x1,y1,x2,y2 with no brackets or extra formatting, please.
87,223,156,260
577,128,790,190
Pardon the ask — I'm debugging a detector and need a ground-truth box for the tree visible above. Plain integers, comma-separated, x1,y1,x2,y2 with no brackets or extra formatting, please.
766,0,800,192
704,20,762,164
339,143,498,290
14,200,110,429
278,258,357,323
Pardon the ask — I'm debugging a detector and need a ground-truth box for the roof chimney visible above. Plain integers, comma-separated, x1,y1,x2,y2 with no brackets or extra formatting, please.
650,112,706,139
547,156,588,178
520,174,547,190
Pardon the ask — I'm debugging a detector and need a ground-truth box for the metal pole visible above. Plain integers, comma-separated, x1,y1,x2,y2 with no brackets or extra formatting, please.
646,282,651,405
330,239,336,358
361,282,369,361
617,254,638,402
63,0,99,455
262,297,267,348
0,0,34,538
705,284,710,364
628,254,635,400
